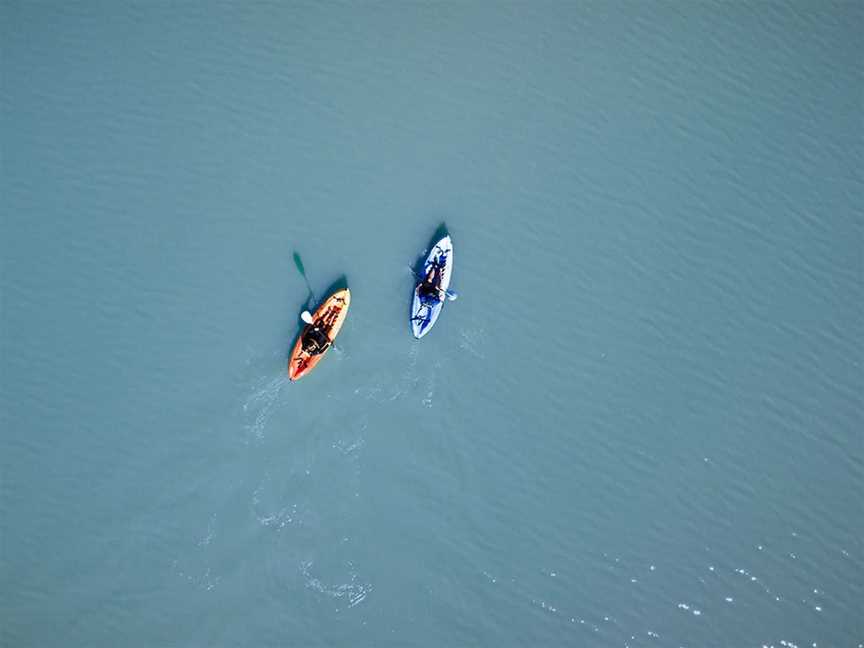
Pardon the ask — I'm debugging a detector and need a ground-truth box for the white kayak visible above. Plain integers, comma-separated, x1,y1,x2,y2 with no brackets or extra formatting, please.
411,235,453,339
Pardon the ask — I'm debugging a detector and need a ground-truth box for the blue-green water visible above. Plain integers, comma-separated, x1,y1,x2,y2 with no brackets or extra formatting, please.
2,2,862,646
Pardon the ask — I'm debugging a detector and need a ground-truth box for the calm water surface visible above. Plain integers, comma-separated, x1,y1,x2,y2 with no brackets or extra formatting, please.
2,2,862,646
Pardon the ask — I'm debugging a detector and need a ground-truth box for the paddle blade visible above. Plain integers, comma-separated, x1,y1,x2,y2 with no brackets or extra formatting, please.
292,251,307,277
446,290,459,301
300,310,314,324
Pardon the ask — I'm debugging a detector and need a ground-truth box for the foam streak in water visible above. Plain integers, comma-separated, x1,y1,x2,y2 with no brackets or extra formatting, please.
242,374,286,440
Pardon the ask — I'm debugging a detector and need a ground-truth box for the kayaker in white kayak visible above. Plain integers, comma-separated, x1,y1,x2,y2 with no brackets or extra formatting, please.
418,263,445,303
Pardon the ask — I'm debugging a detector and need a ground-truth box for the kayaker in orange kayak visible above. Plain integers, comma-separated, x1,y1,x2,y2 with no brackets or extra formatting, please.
301,306,340,355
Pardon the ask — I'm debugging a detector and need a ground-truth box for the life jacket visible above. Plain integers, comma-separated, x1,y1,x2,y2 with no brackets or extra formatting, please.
418,265,443,302
302,326,330,355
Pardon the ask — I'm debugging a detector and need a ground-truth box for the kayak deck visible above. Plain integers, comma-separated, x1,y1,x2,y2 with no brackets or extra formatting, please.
288,288,350,381
411,236,453,338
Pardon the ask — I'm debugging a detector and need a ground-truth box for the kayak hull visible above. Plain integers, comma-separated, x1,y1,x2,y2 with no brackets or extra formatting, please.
411,235,453,339
288,288,350,381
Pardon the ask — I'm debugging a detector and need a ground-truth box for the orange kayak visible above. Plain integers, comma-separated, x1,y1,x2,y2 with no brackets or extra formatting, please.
288,288,350,381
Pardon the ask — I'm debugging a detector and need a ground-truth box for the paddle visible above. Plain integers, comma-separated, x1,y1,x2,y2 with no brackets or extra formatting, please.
407,265,459,301
293,251,316,305
293,254,343,353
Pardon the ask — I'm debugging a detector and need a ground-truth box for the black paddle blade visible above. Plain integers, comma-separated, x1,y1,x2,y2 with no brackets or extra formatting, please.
292,251,307,277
